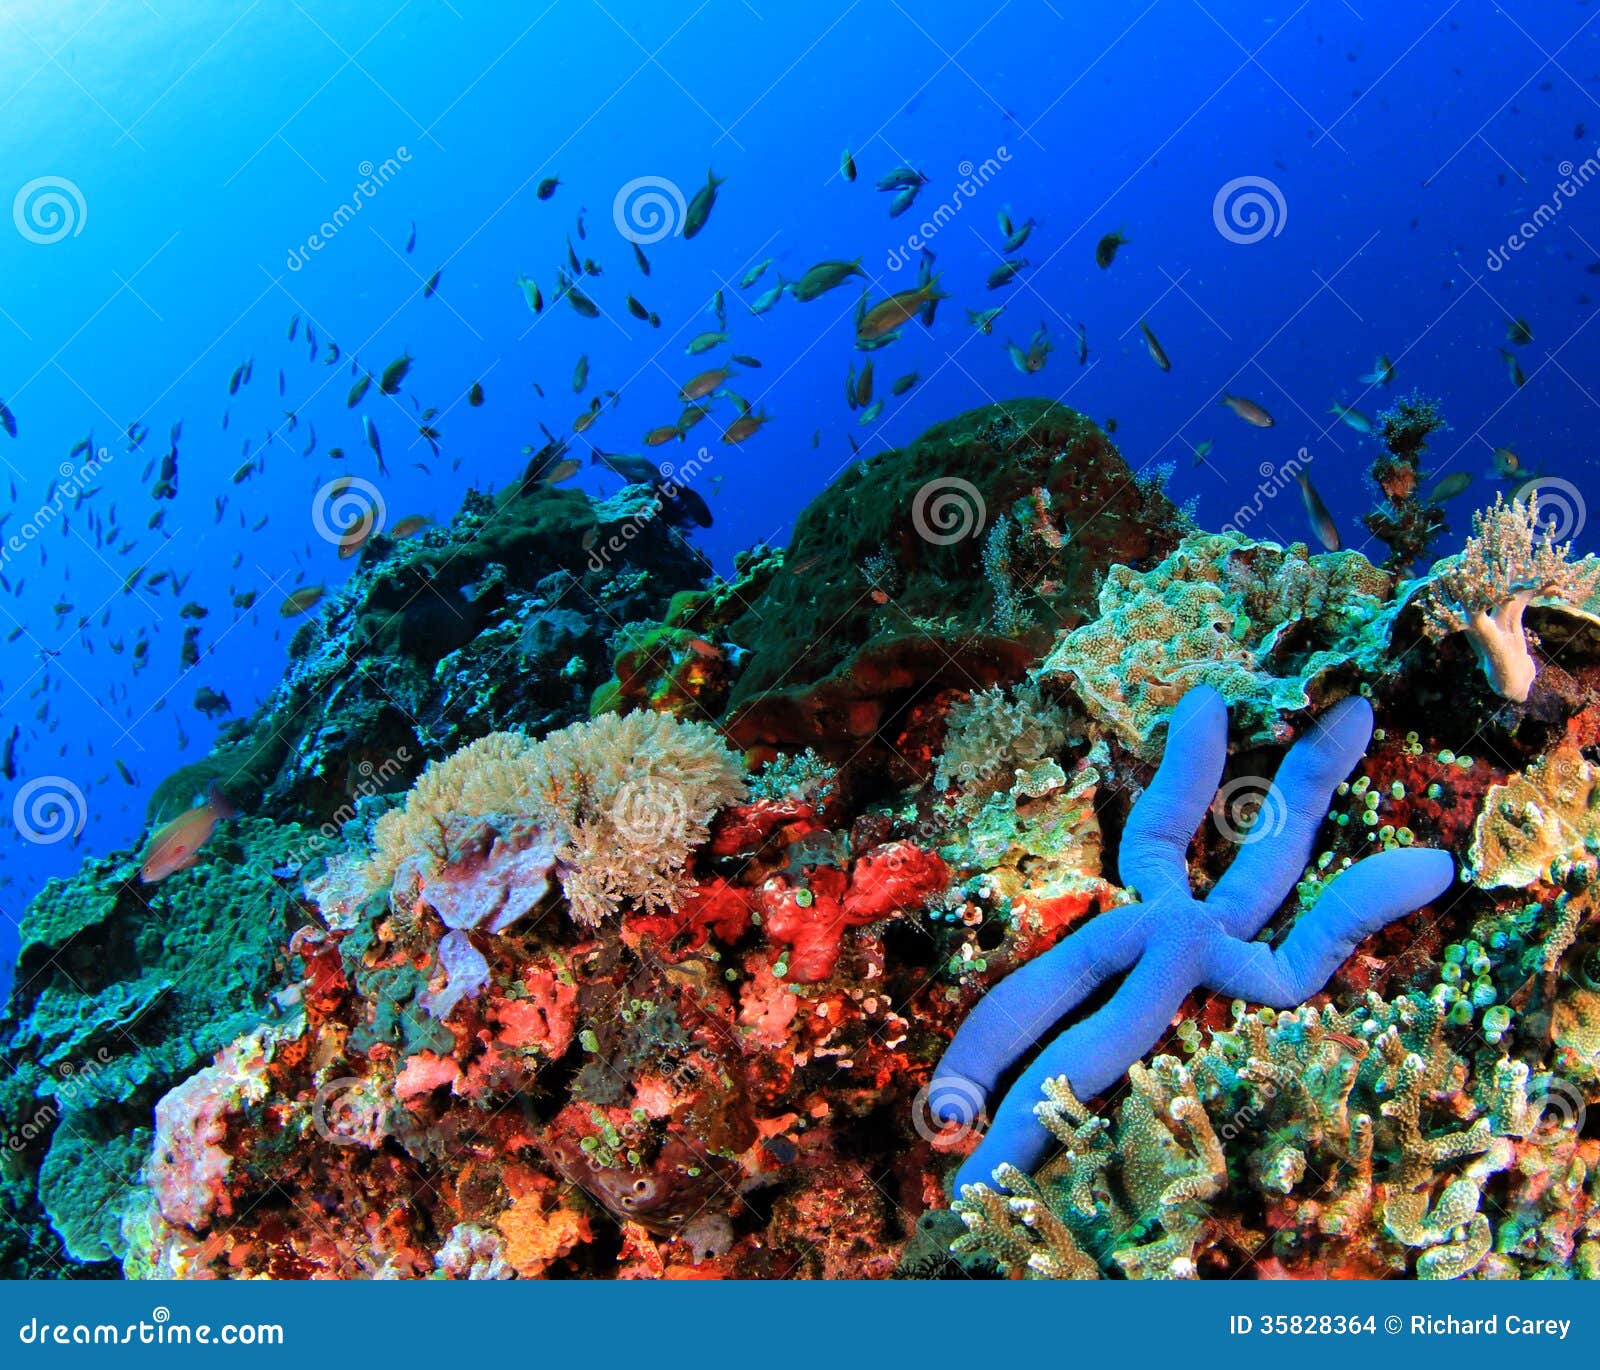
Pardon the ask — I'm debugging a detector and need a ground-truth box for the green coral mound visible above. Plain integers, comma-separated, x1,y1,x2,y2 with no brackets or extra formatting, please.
0,816,308,1274
1037,532,1404,757
723,399,1183,750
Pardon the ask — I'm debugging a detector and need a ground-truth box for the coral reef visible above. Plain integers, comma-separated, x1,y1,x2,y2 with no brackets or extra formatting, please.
1422,493,1600,702
931,687,1453,1188
722,399,1186,757
1036,532,1402,756
1363,392,1449,570
7,399,1600,1283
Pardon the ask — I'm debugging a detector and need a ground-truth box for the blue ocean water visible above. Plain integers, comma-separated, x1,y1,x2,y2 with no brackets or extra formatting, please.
1,0,1595,991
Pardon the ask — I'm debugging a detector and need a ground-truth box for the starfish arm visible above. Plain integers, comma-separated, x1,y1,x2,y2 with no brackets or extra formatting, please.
931,902,1146,1121
950,936,1198,1189
1199,848,1456,1004
1118,685,1228,902
1208,694,1374,938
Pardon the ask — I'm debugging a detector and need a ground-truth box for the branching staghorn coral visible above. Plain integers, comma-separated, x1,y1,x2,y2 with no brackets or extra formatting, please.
369,713,746,925
1422,493,1600,702
953,986,1600,1280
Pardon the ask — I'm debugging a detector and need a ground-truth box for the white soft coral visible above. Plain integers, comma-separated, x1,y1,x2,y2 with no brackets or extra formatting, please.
1423,492,1600,701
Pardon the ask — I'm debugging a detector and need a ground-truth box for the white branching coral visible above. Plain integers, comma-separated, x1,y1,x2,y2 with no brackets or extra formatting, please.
1422,493,1600,702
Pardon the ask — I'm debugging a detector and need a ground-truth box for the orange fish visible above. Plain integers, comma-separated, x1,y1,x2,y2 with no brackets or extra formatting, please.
644,423,683,447
140,781,236,883
721,411,772,444
390,514,431,538
856,276,948,342
337,512,379,559
683,636,721,660
280,584,326,617
680,365,735,401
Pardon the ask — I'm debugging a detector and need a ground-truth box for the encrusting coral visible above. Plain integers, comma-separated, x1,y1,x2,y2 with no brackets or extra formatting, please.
11,401,1600,1283
1422,492,1600,702
1036,532,1401,756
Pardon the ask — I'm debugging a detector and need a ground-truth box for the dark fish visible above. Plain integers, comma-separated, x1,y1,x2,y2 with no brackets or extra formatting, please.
1095,229,1128,268
1295,469,1340,551
633,241,650,275
423,269,440,297
347,374,371,407
841,149,856,182
683,168,726,238
363,415,386,474
590,448,659,484
1139,319,1170,372
876,165,926,191
379,354,413,395
468,381,484,407
987,259,1027,289
287,314,299,341
537,177,560,200
626,294,650,320
0,398,15,439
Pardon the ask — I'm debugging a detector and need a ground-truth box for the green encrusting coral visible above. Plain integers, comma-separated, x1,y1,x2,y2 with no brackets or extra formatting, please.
0,817,309,1271
723,399,1186,751
1037,532,1408,756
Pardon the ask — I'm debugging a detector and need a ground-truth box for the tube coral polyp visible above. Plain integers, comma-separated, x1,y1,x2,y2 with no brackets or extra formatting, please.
1422,493,1600,702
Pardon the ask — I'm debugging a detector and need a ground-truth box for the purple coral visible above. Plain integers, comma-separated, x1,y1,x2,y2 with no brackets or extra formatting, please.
1423,492,1600,702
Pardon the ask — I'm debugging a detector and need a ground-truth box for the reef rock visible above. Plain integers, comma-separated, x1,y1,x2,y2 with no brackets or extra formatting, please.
723,400,1184,752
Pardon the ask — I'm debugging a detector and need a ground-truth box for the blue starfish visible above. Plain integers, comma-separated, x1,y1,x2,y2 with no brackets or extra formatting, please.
931,685,1454,1190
